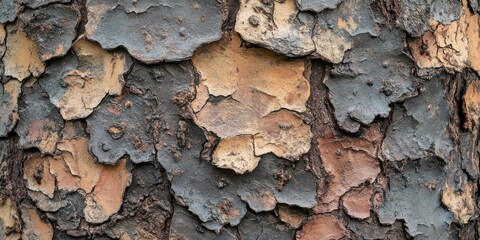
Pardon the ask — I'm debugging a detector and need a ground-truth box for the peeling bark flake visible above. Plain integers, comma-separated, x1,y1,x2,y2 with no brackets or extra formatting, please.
342,186,373,220
0,80,21,137
296,214,349,240
408,1,480,74
3,25,45,81
315,126,381,213
296,0,343,12
192,33,312,172
85,0,224,63
40,36,132,120
235,0,316,56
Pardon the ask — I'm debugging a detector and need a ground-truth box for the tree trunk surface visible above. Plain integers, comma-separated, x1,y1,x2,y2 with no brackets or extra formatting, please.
0,0,479,239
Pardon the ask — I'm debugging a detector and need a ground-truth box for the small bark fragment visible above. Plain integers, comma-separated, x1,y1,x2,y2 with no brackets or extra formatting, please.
237,181,277,212
278,204,307,229
85,0,224,63
27,191,68,212
296,0,343,12
235,0,316,56
24,132,132,226
212,135,260,174
396,0,462,37
253,110,313,160
0,80,21,137
49,138,103,193
192,34,309,113
342,186,373,219
296,214,349,240
3,24,45,81
84,159,131,224
40,36,132,120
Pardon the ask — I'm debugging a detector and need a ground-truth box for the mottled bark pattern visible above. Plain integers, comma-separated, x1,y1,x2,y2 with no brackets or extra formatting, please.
0,0,479,239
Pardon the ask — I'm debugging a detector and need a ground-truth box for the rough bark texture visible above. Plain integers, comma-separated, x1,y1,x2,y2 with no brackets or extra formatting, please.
0,0,480,239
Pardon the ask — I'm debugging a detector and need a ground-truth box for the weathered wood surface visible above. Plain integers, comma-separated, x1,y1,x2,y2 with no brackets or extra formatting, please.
0,0,480,239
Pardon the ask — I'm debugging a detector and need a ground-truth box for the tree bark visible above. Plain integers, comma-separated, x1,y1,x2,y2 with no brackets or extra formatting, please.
0,0,479,239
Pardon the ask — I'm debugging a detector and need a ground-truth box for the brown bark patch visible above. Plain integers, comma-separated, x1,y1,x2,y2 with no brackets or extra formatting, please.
342,186,373,219
296,214,349,240
315,125,381,213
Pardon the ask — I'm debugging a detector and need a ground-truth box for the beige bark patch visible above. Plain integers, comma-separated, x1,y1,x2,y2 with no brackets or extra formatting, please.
0,80,21,137
342,186,373,219
278,205,306,229
49,138,102,193
191,33,312,173
0,24,5,44
23,155,56,198
21,207,53,240
463,78,480,130
3,25,45,81
25,137,131,224
408,1,480,74
312,27,353,64
441,181,476,224
52,36,131,120
212,135,260,174
0,196,20,240
315,125,381,213
254,110,312,159
84,159,131,224
235,0,315,56
296,214,349,240
192,34,309,113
